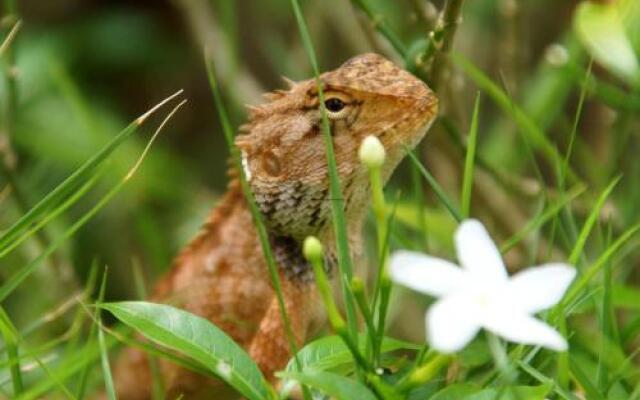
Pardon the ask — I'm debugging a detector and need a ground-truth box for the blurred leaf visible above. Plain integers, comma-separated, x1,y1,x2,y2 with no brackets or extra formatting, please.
620,0,640,54
432,383,551,400
0,308,23,395
569,176,620,265
431,383,481,399
612,284,640,311
571,355,606,400
0,90,182,257
451,53,572,179
574,2,640,86
285,334,420,372
102,301,271,400
278,370,377,400
461,93,480,218
466,385,551,400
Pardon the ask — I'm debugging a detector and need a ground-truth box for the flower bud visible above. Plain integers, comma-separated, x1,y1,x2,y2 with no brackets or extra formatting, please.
359,135,385,168
303,236,323,261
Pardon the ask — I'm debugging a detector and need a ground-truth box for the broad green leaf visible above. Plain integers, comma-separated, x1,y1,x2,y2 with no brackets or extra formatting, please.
101,301,271,400
621,0,640,54
574,2,640,86
431,383,481,400
278,370,377,400
466,384,551,400
285,334,420,372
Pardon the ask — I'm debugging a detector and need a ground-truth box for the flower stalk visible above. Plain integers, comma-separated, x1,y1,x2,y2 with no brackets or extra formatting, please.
303,237,371,371
360,136,392,365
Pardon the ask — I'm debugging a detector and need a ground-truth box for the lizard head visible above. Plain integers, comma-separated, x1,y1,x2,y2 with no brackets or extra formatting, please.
236,53,438,241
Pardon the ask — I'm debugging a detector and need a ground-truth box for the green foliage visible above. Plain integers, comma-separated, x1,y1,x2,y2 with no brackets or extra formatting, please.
574,0,640,87
102,301,272,400
2,0,640,399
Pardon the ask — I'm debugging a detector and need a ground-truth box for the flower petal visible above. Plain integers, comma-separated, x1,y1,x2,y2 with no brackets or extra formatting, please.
390,250,465,297
427,295,481,353
507,263,576,313
455,220,507,281
482,311,568,351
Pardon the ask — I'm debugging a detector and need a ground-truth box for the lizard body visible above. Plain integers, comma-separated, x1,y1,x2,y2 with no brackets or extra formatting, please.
114,53,438,399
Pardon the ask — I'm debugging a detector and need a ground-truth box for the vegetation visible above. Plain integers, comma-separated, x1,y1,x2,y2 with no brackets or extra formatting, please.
1,0,640,398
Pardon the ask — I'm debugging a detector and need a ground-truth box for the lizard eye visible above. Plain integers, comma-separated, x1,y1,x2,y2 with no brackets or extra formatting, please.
324,98,346,113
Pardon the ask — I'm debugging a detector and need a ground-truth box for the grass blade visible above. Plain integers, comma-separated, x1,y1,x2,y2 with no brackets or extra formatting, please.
560,222,640,313
0,99,185,302
96,269,116,399
450,52,575,181
0,90,183,257
288,0,359,347
204,57,304,380
500,184,586,253
406,149,463,222
461,93,481,218
569,176,621,264
0,307,23,395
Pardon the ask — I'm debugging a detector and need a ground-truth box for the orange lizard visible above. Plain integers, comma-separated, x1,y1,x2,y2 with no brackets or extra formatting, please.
114,53,438,398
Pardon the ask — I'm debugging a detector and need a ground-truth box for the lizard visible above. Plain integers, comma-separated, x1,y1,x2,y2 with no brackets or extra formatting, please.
113,53,438,399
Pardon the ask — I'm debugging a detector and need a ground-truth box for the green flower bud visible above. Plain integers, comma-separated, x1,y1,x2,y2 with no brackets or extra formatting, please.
303,236,323,261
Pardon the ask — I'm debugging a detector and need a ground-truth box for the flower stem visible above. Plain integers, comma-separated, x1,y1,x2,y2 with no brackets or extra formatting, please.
399,353,450,391
486,332,517,383
304,237,373,372
368,162,392,365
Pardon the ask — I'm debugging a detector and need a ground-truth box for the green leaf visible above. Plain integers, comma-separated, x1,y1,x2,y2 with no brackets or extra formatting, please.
0,307,23,395
431,383,481,400
286,334,420,372
432,383,551,400
466,384,551,400
461,93,480,218
101,301,271,400
621,0,640,54
96,270,116,400
0,90,182,258
406,149,463,222
569,176,621,265
278,370,377,400
450,53,571,178
500,184,585,253
574,2,640,86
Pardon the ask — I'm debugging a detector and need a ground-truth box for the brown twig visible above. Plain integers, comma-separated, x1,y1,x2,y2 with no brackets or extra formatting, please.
425,0,466,90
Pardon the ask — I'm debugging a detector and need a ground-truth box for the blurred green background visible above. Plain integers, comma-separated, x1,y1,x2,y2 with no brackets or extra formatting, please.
1,0,640,390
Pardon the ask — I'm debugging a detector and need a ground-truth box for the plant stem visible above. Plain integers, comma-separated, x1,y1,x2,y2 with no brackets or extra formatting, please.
487,332,517,383
428,0,466,89
305,239,373,371
205,59,308,393
289,0,360,348
349,0,408,57
399,353,450,391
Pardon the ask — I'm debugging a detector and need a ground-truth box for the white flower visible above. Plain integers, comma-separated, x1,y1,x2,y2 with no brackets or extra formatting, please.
390,219,576,353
